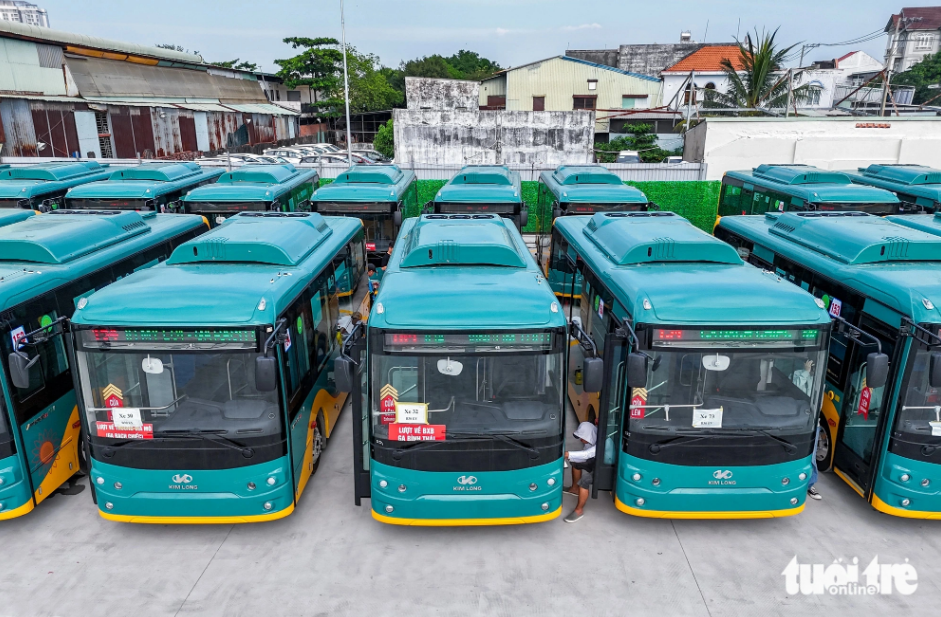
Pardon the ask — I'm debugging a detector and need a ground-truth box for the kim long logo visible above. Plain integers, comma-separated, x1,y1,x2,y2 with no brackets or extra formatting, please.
172,474,193,484
457,475,478,485
709,469,736,486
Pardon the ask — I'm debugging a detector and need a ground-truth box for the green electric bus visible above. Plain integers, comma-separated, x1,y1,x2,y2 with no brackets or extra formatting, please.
336,213,572,525
845,164,941,214
310,165,418,265
550,212,832,518
70,212,364,523
64,162,223,214
719,164,900,218
183,164,320,228
716,212,941,519
0,162,112,211
0,210,207,521
536,165,650,296
430,166,528,231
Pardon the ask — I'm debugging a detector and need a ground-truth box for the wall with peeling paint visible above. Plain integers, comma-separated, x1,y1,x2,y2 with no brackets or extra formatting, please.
405,77,480,111
393,109,594,165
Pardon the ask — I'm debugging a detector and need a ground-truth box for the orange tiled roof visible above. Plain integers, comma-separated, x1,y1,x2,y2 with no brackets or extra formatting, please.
663,45,744,72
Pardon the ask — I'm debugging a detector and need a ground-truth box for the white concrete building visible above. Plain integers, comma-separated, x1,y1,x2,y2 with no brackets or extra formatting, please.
0,1,48,27
684,117,941,180
794,51,886,109
885,7,941,73
661,45,742,111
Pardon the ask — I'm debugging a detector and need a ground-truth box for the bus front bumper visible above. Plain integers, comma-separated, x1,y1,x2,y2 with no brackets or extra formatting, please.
369,460,563,526
0,454,34,521
614,455,813,519
870,452,941,519
90,458,295,524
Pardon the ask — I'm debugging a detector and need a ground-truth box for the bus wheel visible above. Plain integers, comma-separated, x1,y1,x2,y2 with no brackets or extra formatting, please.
815,420,832,472
311,413,326,475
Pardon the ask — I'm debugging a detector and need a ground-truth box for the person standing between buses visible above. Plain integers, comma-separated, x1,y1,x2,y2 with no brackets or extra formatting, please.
564,422,597,523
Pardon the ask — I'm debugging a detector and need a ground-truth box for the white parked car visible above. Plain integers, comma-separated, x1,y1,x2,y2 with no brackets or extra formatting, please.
615,150,641,163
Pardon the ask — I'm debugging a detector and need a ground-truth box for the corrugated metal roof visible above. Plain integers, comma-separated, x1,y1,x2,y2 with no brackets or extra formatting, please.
66,55,268,103
0,20,203,64
561,56,661,83
173,103,233,112
223,103,298,116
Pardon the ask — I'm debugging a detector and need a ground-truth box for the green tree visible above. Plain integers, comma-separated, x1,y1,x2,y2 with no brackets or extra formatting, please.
594,124,677,163
401,55,457,79
275,37,344,115
211,59,259,72
892,52,941,104
374,119,394,159
346,47,404,112
383,50,503,104
445,50,502,81
703,28,815,111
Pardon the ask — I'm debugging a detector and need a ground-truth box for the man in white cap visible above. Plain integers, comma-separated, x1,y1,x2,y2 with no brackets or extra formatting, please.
564,421,597,523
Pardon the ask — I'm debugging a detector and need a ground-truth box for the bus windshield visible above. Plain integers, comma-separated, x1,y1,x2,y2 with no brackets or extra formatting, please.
315,203,395,252
0,199,29,208
75,327,284,467
435,202,517,215
810,202,898,215
563,202,647,214
631,328,827,437
896,346,941,446
187,201,269,212
67,198,155,211
371,331,564,446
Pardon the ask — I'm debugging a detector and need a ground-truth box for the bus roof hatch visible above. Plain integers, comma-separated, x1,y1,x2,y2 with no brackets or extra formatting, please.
0,210,151,264
109,162,202,182
858,164,941,186
766,211,941,264
583,212,742,266
399,214,527,268
753,164,850,186
167,212,332,267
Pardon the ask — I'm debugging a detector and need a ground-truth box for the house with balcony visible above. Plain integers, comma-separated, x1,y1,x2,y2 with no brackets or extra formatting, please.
885,7,941,73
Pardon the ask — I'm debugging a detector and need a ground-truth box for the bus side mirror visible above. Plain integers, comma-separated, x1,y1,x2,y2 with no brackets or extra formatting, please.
626,353,648,389
255,355,278,392
930,352,941,388
582,357,604,393
520,210,529,229
393,210,402,226
866,353,889,390
8,351,38,390
335,356,354,393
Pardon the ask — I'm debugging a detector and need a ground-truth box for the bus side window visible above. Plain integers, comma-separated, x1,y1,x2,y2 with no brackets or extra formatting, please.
2,294,70,423
310,269,335,373
281,290,314,417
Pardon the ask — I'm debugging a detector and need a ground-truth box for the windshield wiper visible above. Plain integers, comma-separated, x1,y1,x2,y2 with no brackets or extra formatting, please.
154,430,255,458
648,429,797,454
450,431,540,457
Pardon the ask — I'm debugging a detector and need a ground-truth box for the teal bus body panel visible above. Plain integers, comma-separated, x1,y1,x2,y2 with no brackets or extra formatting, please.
616,454,812,514
22,390,76,491
90,458,294,519
0,453,31,513
874,450,941,514
370,460,563,521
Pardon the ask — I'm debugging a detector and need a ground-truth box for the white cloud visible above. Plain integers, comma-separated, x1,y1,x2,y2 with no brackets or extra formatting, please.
561,23,602,31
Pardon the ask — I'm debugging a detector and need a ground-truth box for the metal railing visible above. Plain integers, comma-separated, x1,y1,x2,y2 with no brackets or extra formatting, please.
0,157,708,182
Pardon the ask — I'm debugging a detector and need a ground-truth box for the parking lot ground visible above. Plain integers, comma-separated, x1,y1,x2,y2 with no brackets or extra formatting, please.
1,401,939,617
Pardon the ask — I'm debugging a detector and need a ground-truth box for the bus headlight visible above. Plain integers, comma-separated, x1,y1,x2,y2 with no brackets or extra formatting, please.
114,482,122,490
264,502,273,511
632,473,642,481
267,477,277,486
790,497,798,505
547,478,556,487
247,482,256,490
385,505,394,513
529,483,537,491
901,498,911,507
798,473,807,481
105,502,114,510
922,479,930,487
652,478,661,486
398,485,407,492
541,502,549,511
635,498,645,506
96,477,104,485
900,474,911,482
379,480,388,488
781,478,790,485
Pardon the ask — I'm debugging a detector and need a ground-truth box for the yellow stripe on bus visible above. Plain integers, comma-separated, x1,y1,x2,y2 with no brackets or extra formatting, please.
371,506,562,527
98,503,295,525
0,499,35,521
871,494,941,520
614,496,804,519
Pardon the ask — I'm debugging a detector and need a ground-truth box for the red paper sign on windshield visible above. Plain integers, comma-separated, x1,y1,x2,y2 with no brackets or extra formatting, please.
857,387,872,420
96,421,153,440
630,394,646,419
366,243,376,251
389,423,445,442
380,394,396,424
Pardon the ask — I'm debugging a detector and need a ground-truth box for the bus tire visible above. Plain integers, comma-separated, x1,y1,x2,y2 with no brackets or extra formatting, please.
311,412,326,476
816,418,833,472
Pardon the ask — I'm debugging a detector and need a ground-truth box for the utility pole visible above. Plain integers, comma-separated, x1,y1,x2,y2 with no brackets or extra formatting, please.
340,0,353,166
684,70,695,133
880,69,893,117
785,69,794,118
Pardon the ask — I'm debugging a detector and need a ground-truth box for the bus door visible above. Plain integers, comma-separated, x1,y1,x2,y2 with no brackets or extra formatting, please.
832,319,898,496
592,325,628,497
341,329,370,505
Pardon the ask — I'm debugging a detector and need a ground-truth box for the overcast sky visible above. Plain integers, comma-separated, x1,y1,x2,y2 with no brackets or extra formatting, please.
40,0,931,72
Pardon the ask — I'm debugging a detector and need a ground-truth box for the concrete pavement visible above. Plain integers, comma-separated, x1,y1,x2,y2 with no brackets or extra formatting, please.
0,402,939,617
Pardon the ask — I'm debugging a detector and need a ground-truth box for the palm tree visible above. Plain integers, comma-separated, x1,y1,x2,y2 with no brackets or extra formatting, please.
703,28,816,112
